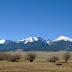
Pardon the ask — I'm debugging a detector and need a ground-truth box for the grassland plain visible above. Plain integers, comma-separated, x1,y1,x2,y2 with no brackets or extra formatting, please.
0,51,72,72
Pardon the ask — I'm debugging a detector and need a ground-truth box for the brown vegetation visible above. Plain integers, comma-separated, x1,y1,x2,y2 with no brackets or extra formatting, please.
48,56,59,62
0,53,10,60
63,53,71,62
0,51,72,72
25,52,37,62
7,54,21,62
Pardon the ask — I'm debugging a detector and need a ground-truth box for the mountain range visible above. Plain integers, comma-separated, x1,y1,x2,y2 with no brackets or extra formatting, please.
0,36,72,52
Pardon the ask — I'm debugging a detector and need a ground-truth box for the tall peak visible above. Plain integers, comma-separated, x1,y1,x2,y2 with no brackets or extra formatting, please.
53,36,72,42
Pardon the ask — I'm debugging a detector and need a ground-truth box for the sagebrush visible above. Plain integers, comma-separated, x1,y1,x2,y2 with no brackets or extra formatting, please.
7,54,21,62
25,52,37,62
63,53,71,62
0,53,10,60
48,56,59,62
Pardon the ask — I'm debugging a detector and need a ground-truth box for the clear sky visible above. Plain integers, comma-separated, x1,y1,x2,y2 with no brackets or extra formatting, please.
0,0,72,41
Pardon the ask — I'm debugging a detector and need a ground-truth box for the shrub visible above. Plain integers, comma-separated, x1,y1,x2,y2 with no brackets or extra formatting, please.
48,56,59,62
25,52,37,62
7,54,21,62
0,53,10,60
63,53,71,62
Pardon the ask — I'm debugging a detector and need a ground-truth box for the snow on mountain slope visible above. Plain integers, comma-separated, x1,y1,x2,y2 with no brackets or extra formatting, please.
46,39,52,45
0,39,13,44
19,37,38,44
18,36,48,44
53,36,72,42
0,40,5,44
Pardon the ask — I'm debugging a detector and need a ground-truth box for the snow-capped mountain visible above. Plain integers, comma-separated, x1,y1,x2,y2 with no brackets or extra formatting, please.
18,37,38,44
0,36,72,52
18,37,48,44
53,36,72,42
0,39,13,44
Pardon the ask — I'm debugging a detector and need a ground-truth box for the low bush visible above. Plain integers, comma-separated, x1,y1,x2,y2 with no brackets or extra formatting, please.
63,53,71,62
7,54,21,62
25,52,37,62
0,53,10,60
48,56,59,62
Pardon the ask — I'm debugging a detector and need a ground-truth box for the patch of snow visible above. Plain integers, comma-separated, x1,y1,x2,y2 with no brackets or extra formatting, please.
46,39,52,45
0,40,6,44
53,36,72,42
19,37,38,44
0,39,13,44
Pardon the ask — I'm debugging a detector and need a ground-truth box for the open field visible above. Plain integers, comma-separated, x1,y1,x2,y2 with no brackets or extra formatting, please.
0,51,72,72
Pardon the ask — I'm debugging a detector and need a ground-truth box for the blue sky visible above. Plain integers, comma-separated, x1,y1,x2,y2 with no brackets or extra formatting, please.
0,0,72,41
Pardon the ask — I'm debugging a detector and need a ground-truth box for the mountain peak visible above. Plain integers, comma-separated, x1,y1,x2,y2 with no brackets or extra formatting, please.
18,36,49,44
53,36,72,42
0,39,6,44
0,39,13,44
19,37,38,44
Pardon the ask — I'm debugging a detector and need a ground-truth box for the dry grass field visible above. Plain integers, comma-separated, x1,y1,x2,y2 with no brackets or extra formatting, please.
0,51,72,72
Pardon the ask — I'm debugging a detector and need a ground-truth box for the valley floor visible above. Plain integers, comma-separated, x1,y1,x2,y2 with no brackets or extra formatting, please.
0,51,72,72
